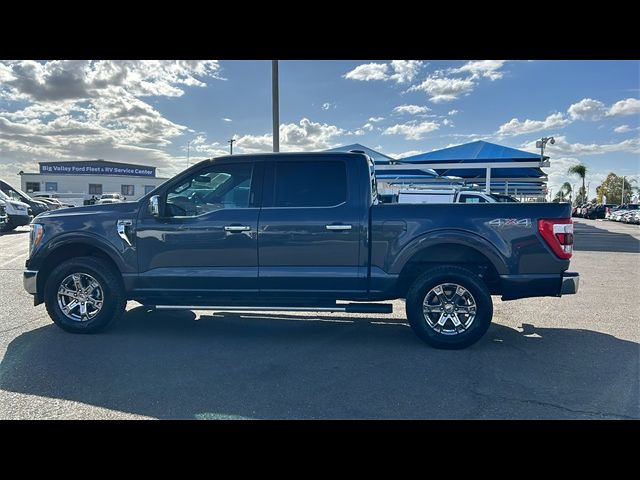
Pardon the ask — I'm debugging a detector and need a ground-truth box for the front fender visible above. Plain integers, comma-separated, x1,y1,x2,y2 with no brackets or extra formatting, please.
31,231,135,274
389,229,509,275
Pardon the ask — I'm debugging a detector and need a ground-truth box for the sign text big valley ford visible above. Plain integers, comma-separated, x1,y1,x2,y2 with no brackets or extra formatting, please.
40,163,155,177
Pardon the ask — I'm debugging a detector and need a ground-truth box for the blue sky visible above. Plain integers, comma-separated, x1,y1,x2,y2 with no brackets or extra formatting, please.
0,60,638,196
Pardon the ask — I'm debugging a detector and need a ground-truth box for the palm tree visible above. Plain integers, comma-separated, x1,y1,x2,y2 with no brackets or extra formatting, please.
568,164,587,203
561,182,572,202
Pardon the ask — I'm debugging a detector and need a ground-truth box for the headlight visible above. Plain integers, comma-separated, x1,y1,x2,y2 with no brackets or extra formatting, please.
29,224,44,256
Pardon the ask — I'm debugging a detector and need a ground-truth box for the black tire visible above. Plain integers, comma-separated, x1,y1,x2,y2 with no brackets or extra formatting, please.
44,256,126,333
405,266,493,349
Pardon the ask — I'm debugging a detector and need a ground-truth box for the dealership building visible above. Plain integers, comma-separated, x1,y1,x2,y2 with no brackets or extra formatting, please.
19,160,168,202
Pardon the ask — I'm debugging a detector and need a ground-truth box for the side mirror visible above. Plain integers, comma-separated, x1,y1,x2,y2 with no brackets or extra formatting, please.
149,195,160,216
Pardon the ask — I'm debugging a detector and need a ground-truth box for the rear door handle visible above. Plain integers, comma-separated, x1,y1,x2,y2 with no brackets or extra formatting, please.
325,224,352,231
224,225,251,232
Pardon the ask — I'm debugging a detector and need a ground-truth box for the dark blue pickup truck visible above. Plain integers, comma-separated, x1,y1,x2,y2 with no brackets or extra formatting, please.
23,152,578,348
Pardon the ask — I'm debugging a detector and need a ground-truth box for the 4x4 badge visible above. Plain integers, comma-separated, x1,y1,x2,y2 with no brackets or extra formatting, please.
489,218,532,228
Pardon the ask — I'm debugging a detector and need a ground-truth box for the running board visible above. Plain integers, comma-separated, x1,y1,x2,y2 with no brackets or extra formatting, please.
154,303,393,314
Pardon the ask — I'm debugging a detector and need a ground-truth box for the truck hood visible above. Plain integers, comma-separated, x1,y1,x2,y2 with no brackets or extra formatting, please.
33,201,140,223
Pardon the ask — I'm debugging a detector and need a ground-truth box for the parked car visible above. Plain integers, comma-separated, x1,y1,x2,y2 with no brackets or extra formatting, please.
610,204,639,222
0,179,50,216
33,193,81,208
97,193,126,204
0,202,7,230
0,190,31,232
23,152,579,349
586,204,617,220
397,187,518,204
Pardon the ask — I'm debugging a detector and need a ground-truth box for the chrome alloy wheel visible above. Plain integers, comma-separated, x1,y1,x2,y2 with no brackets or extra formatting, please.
56,273,104,322
422,283,477,335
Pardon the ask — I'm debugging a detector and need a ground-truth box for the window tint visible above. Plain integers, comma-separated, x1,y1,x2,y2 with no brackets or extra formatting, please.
26,182,40,193
166,163,253,217
273,161,346,207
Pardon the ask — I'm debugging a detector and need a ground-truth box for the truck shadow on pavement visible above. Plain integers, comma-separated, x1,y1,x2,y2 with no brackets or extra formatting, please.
1,306,638,419
573,221,640,253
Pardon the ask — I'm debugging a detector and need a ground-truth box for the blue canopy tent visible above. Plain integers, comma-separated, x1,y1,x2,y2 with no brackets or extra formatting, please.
396,141,548,197
324,143,440,181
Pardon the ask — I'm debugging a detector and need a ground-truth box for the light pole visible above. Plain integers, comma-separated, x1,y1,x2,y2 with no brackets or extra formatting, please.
621,175,625,205
228,138,236,155
272,60,280,153
187,139,193,168
536,136,555,163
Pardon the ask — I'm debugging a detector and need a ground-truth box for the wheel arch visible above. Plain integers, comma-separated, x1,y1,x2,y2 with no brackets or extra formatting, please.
394,232,507,297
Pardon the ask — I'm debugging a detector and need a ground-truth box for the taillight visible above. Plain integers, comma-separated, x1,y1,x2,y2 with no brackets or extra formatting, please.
538,218,573,259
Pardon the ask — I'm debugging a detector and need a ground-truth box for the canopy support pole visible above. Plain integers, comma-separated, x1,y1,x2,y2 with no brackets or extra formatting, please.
485,167,491,194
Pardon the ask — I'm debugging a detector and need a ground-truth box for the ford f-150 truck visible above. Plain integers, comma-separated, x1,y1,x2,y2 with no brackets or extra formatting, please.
23,152,579,348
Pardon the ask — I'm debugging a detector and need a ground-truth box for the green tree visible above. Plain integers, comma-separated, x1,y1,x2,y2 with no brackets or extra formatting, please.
595,173,634,204
568,164,587,204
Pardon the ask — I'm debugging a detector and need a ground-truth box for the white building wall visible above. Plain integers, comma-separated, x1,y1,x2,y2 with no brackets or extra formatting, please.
20,173,168,201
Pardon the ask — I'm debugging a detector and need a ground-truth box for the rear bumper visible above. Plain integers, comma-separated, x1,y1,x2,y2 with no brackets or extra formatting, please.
24,270,38,295
561,271,579,295
500,271,579,300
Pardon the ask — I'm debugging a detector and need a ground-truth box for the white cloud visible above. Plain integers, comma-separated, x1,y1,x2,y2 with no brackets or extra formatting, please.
0,60,225,177
344,60,423,84
321,102,336,110
368,116,384,122
607,97,640,117
408,75,475,103
443,118,454,127
382,120,439,140
234,118,345,153
567,98,607,121
614,125,631,133
497,112,570,137
393,104,430,115
344,62,389,82
567,97,640,121
389,60,424,84
448,109,459,116
222,117,232,122
361,123,375,132
521,135,640,156
449,60,507,81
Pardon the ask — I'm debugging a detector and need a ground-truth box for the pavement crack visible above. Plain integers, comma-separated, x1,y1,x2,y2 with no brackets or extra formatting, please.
471,390,636,419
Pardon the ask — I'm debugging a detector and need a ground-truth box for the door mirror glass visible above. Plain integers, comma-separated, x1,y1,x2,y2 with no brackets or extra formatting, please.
149,195,160,216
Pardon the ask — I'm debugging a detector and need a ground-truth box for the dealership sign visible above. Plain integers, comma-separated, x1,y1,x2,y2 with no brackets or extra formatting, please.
40,162,155,177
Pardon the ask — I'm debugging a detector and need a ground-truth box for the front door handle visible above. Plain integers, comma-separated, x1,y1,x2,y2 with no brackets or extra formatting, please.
325,224,352,231
224,225,251,232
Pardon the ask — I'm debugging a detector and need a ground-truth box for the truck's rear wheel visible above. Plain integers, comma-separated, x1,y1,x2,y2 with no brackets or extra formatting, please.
406,266,493,349
44,256,126,333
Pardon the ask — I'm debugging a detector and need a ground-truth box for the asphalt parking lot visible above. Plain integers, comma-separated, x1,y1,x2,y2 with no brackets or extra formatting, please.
0,218,638,419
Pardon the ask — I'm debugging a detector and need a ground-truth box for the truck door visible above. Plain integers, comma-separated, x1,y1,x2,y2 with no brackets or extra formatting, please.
258,158,366,297
135,159,262,300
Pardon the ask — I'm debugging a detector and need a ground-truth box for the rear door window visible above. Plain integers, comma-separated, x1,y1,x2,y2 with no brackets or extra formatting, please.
272,161,347,207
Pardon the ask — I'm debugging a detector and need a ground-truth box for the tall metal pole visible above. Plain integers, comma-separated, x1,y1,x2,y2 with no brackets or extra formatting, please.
272,60,280,153
622,176,625,204
187,140,191,168
228,138,235,155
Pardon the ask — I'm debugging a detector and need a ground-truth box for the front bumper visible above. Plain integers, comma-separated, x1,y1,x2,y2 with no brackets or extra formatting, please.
24,270,38,295
10,214,31,227
561,271,579,295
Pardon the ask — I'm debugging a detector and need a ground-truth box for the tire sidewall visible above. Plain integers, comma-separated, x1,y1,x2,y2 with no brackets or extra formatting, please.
45,258,122,333
407,268,492,349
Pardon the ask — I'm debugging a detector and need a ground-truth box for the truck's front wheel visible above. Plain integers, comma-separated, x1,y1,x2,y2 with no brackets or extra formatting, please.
406,266,493,349
44,256,126,333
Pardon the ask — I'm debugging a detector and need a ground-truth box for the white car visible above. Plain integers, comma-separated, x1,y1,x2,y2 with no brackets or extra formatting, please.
0,190,31,232
97,193,126,204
